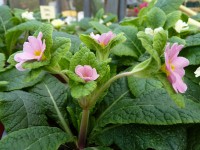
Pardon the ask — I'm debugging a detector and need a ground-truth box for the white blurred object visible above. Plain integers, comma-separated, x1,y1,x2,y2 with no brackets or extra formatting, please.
21,11,35,20
145,27,163,36
64,16,76,24
51,19,65,28
0,0,4,5
78,11,84,22
174,20,189,33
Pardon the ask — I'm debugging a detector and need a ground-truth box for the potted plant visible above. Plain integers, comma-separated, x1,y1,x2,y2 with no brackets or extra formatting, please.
1,0,200,149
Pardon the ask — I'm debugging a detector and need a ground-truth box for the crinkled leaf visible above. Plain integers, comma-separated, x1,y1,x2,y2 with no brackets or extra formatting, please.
50,37,71,66
137,31,160,62
180,46,200,65
0,90,48,133
90,125,187,150
156,73,185,107
111,26,144,58
0,68,45,91
69,47,98,71
29,74,68,123
185,33,200,47
71,81,97,99
153,30,168,56
5,21,42,55
52,31,81,54
155,0,185,14
0,126,73,150
164,11,182,29
92,78,200,133
128,76,163,97
146,7,166,29
90,21,110,34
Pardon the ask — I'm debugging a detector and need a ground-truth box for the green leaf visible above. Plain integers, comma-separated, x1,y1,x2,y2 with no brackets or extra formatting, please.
111,26,144,58
168,36,186,45
69,47,98,71
90,21,110,34
164,11,182,29
95,8,104,20
5,21,42,55
153,30,168,56
128,76,163,97
0,53,6,71
71,81,97,99
155,0,185,14
187,125,200,150
0,68,45,91
50,37,71,66
146,7,166,28
0,90,48,133
180,46,200,65
80,34,102,51
0,5,12,21
92,78,200,132
52,31,81,54
91,124,187,150
132,57,159,78
185,33,200,47
29,74,68,123
0,126,73,150
137,31,160,61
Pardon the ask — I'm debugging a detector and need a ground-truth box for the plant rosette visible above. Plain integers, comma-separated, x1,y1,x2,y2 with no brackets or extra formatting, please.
1,0,200,150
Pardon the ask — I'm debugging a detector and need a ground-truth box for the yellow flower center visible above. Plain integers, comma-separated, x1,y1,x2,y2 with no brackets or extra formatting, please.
161,63,175,76
34,50,46,60
34,50,41,56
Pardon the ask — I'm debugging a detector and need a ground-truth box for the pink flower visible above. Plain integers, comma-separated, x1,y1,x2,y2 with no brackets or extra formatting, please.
90,31,116,47
14,32,46,71
139,2,148,9
163,43,189,93
133,7,139,16
75,65,99,82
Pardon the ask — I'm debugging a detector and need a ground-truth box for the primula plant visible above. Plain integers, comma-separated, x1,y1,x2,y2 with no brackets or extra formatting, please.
2,0,200,150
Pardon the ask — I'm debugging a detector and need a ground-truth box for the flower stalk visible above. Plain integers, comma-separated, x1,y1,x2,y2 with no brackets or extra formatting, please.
78,108,90,149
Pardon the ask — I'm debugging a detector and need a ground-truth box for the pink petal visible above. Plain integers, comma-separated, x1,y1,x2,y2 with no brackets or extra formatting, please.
28,36,41,51
75,65,85,78
174,68,185,78
167,71,176,84
14,52,35,62
172,57,189,68
172,74,187,93
92,68,99,80
23,42,35,53
170,43,184,61
83,65,93,77
15,61,26,71
90,32,100,41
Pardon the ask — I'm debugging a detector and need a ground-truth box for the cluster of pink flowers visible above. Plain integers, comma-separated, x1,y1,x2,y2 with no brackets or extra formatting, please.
14,32,46,71
163,43,189,93
90,31,116,47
